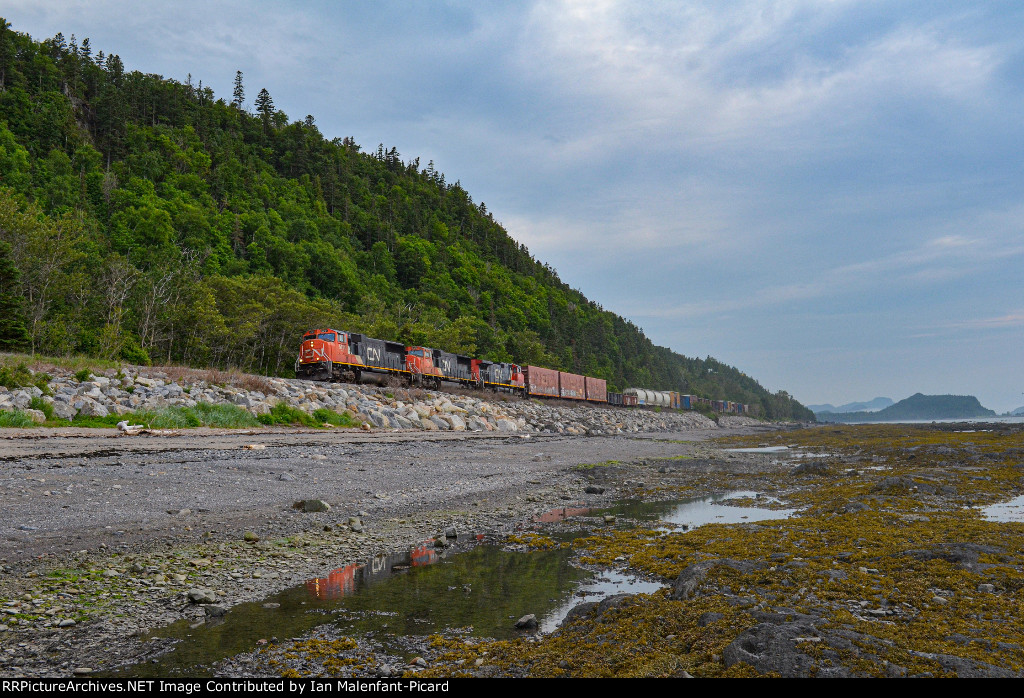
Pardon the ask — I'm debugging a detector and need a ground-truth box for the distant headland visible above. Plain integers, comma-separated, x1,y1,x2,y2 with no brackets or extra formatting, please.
815,393,996,422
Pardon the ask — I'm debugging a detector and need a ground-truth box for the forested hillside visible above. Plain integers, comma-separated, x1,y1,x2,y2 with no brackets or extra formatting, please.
0,21,813,420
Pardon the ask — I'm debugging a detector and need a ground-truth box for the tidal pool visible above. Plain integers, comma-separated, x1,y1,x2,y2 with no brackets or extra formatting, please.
981,494,1024,523
119,491,797,676
724,446,791,453
596,491,796,529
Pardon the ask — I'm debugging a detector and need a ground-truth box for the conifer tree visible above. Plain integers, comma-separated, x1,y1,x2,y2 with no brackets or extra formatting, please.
255,88,274,118
232,70,245,108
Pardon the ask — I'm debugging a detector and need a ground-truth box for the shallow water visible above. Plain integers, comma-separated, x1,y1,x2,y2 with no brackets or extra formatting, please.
981,495,1024,523
120,491,796,676
122,539,591,676
597,491,796,529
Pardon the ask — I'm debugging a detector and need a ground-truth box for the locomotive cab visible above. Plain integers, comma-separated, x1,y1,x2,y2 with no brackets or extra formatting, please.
295,328,362,381
509,364,525,389
405,346,443,384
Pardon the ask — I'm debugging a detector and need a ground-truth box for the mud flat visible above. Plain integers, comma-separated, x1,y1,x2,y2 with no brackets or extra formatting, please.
0,420,774,677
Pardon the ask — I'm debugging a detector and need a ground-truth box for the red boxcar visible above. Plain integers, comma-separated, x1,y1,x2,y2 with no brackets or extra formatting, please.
584,376,607,403
558,372,585,400
525,365,560,398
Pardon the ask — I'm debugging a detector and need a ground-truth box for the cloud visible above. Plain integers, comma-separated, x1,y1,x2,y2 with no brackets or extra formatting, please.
4,1,1024,411
932,311,1024,332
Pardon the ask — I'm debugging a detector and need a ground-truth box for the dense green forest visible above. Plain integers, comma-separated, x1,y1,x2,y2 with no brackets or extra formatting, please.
0,21,813,420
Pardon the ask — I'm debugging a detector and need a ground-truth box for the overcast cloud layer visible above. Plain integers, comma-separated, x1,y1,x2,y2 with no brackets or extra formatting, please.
5,1,1023,411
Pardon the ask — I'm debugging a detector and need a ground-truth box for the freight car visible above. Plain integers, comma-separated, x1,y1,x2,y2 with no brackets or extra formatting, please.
296,327,749,414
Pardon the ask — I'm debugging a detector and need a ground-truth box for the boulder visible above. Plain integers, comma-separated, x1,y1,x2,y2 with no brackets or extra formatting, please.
671,559,766,601
24,409,46,424
50,401,77,421
77,400,109,418
294,499,331,513
514,614,538,630
186,588,218,604
722,619,824,677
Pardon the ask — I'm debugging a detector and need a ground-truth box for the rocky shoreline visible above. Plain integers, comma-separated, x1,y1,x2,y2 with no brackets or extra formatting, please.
0,365,739,435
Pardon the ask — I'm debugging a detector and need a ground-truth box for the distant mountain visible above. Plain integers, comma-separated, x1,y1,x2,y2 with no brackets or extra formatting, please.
1009,406,1024,416
808,397,894,414
818,394,996,423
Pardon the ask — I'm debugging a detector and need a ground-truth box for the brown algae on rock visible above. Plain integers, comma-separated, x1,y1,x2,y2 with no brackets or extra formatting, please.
412,424,1024,677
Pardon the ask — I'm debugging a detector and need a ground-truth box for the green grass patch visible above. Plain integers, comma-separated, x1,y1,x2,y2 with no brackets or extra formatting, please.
257,402,318,427
0,361,51,393
573,459,620,471
28,396,54,420
192,402,261,428
312,407,362,428
0,409,36,427
256,403,362,428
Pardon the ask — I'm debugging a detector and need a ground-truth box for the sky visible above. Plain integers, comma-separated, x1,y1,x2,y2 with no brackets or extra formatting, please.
4,1,1023,412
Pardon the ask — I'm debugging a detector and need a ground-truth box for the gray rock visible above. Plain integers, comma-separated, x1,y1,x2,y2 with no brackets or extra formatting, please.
187,588,218,604
671,559,766,600
560,594,634,627
585,485,605,495
790,461,829,476
294,499,330,513
77,400,109,418
24,409,46,424
204,604,228,618
906,650,1018,678
904,543,1003,571
872,476,935,495
722,619,826,677
514,614,538,630
277,473,296,482
698,612,726,627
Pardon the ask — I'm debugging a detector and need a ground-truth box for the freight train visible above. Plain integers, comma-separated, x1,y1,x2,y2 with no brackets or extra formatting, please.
295,328,751,414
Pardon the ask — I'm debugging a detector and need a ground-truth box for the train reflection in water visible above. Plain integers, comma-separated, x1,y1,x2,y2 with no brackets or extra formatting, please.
305,536,483,600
